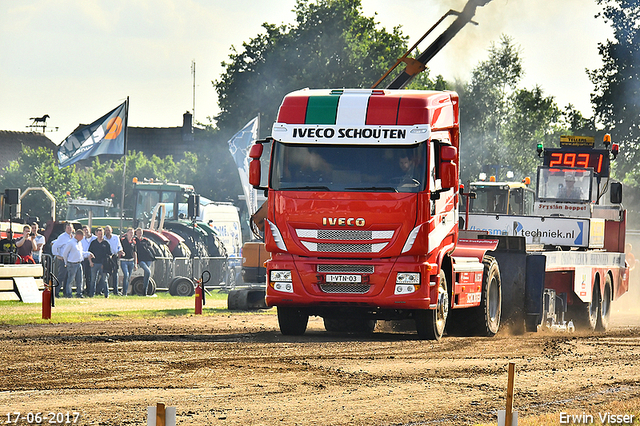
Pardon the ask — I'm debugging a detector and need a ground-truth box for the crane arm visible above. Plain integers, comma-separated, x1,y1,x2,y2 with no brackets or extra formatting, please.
382,0,492,90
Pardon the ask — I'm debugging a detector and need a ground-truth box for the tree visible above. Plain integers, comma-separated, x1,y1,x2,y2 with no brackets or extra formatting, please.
0,146,80,221
588,0,640,184
213,0,408,139
502,86,563,180
0,146,235,223
458,35,524,182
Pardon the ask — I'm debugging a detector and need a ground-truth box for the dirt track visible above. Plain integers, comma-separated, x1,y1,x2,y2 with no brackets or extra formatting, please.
1,296,640,426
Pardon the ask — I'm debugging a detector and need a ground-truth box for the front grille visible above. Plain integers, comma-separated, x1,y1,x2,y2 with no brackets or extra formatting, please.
317,265,374,274
320,284,371,294
296,229,394,240
319,243,372,253
301,241,388,253
296,228,394,253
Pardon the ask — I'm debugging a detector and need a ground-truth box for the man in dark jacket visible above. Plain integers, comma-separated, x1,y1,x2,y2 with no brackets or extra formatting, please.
88,228,112,298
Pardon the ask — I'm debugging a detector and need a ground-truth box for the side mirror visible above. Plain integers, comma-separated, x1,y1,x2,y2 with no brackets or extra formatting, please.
187,194,200,219
610,182,623,204
248,138,272,190
440,145,457,161
248,141,267,188
439,145,458,190
439,162,457,189
249,159,262,187
249,143,263,159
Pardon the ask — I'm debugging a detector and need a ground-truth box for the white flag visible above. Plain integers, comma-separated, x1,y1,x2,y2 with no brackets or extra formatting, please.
228,116,260,215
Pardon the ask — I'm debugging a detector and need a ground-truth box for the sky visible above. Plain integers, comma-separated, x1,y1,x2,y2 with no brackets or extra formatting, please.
0,0,613,145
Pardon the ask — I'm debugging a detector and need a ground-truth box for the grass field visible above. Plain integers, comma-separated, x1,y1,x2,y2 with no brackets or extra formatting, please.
0,291,274,325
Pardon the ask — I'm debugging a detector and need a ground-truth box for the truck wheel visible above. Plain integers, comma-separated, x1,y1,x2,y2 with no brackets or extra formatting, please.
569,282,599,331
597,275,612,331
277,307,309,336
415,270,448,340
470,256,502,336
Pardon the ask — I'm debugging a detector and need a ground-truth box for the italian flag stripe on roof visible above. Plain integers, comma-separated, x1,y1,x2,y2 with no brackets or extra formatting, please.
276,89,451,127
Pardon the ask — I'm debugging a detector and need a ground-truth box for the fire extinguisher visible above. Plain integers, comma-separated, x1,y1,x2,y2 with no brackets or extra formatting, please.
42,272,59,320
195,270,211,315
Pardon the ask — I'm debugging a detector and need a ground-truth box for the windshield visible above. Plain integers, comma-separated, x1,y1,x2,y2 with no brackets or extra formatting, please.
469,186,509,214
66,205,108,220
537,168,592,203
270,142,427,193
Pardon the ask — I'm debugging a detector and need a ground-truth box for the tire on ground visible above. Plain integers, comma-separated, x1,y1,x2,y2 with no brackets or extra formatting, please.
596,274,612,332
568,278,599,331
415,270,448,340
169,276,195,297
277,307,309,336
467,256,501,337
132,276,157,296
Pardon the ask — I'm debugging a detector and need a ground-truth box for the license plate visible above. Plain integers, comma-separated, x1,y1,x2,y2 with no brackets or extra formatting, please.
325,274,362,283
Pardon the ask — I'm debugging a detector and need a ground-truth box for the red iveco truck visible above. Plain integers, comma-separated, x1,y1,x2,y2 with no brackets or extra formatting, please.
247,88,540,340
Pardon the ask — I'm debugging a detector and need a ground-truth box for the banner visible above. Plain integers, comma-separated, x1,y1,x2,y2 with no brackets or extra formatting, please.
228,116,260,215
57,100,127,168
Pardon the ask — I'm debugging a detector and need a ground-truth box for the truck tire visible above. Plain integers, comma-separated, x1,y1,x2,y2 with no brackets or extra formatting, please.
323,317,376,335
415,270,448,340
596,275,612,331
169,277,195,297
132,276,156,296
277,307,309,336
469,256,502,336
569,281,599,331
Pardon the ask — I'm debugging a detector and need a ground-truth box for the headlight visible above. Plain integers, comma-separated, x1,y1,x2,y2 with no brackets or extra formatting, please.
270,270,292,282
396,272,420,284
273,282,294,293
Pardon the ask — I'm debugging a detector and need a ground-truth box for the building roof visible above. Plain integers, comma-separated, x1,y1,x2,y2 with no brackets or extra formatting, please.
0,131,57,171
75,111,211,164
1,112,213,172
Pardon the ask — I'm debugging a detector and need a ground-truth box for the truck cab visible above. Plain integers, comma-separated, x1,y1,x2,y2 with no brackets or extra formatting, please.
249,88,503,340
466,180,534,216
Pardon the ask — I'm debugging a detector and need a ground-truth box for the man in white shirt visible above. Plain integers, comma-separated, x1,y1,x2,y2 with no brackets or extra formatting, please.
81,226,96,296
104,226,124,295
62,229,93,298
30,222,46,264
51,223,74,297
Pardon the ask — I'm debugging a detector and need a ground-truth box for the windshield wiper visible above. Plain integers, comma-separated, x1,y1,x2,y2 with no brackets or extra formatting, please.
344,186,398,192
280,186,330,191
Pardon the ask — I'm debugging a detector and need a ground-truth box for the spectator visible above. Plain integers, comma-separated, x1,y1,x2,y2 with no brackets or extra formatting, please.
120,228,137,296
62,229,93,298
15,225,36,264
29,222,46,264
51,223,74,297
134,228,156,295
104,226,124,295
81,226,96,296
88,228,112,298
0,229,16,264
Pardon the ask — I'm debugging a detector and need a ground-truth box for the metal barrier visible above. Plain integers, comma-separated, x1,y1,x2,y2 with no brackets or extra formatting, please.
44,253,242,295
128,256,239,292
